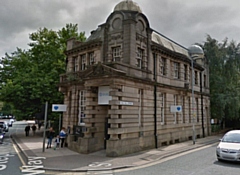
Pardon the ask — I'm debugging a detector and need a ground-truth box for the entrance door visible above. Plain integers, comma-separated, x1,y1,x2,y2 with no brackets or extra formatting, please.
104,117,110,149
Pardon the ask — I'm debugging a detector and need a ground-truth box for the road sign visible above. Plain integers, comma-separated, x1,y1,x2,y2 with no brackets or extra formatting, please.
52,104,67,112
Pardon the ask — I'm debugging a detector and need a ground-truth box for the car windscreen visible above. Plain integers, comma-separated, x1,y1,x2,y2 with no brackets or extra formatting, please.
222,133,240,143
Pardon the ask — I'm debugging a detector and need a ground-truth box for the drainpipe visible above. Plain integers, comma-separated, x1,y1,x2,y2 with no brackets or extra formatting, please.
153,53,158,148
200,72,205,137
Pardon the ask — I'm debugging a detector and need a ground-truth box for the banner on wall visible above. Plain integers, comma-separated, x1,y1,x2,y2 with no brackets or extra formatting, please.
98,86,112,105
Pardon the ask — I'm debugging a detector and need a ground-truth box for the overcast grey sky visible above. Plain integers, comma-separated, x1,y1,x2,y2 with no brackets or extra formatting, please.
1,0,240,58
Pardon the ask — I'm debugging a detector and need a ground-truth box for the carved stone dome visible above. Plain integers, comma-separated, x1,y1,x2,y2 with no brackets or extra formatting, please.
114,0,142,13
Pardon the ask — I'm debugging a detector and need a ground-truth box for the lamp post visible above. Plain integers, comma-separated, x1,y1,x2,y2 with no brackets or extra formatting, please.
188,45,204,145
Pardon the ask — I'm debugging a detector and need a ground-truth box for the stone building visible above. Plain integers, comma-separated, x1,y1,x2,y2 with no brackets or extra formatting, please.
58,0,210,157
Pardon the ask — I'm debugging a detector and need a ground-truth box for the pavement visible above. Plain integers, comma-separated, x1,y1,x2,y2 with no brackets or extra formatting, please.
11,129,226,173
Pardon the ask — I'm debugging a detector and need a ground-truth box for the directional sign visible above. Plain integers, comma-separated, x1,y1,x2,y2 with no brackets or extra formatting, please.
170,105,182,112
52,104,67,112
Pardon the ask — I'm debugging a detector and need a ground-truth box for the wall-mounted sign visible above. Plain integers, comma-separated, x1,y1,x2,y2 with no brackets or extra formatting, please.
120,101,133,105
98,86,112,105
52,104,67,112
170,105,182,112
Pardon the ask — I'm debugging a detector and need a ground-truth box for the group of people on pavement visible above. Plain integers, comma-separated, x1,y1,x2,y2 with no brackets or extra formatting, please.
46,127,67,149
25,123,67,150
24,124,37,136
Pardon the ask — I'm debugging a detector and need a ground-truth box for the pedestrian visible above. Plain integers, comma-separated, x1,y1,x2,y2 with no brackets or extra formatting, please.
46,127,55,149
31,124,37,136
25,124,30,137
54,135,60,150
38,121,42,130
59,127,67,148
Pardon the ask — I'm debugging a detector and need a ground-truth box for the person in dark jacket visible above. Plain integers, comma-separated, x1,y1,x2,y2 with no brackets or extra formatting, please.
25,124,30,136
31,124,37,136
46,127,55,149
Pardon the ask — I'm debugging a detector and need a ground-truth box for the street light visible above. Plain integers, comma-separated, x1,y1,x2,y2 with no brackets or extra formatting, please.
188,45,204,145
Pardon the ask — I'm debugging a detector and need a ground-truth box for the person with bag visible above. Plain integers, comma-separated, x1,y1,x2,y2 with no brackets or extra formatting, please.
59,127,67,148
46,127,55,149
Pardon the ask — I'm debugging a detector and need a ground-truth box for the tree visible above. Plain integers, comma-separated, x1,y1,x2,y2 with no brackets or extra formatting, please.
0,24,86,119
203,35,240,127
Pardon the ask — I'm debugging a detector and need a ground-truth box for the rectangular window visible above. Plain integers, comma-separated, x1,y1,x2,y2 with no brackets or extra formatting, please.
204,74,206,87
78,90,86,125
196,98,199,122
195,71,198,85
174,95,177,124
182,96,185,123
184,64,188,81
74,56,79,72
112,47,121,62
188,97,191,123
89,52,95,65
174,62,180,79
160,93,165,124
137,48,144,68
160,57,167,76
81,54,86,70
138,89,143,126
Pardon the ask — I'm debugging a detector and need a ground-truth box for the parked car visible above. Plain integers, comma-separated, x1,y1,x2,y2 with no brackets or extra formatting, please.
0,121,8,132
216,130,240,162
0,128,4,144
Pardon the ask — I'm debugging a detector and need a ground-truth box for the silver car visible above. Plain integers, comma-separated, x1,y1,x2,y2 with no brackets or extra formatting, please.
216,130,240,161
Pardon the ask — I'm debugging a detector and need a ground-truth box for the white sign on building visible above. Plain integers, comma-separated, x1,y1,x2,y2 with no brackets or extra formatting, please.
52,104,67,112
98,86,112,105
170,105,182,112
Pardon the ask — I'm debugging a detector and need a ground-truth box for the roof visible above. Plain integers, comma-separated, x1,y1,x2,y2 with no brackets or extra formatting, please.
114,0,142,13
152,31,189,57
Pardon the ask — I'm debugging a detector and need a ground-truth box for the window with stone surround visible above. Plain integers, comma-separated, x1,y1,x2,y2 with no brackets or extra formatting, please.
81,54,86,70
137,48,144,68
160,93,166,125
204,74,206,87
173,62,180,79
78,90,86,125
112,46,121,62
74,56,79,72
160,57,167,76
89,52,95,65
188,97,191,123
138,89,143,127
184,64,188,81
196,98,199,123
173,95,177,124
195,71,198,85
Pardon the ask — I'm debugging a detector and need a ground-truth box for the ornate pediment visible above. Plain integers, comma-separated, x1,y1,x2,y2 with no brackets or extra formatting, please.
85,62,126,78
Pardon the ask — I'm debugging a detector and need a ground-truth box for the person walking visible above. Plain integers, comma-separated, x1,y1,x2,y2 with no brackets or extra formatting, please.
54,135,60,150
46,127,55,149
59,127,67,148
38,121,42,130
31,124,37,136
25,124,30,137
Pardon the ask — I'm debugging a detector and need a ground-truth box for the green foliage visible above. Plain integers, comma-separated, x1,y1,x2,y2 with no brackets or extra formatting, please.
0,24,86,119
203,35,240,121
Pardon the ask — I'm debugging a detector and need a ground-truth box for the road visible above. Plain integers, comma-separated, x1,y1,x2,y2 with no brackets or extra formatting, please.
114,144,240,175
0,124,22,175
0,120,48,175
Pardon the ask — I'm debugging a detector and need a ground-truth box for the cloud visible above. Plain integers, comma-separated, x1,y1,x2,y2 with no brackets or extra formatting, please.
1,0,240,58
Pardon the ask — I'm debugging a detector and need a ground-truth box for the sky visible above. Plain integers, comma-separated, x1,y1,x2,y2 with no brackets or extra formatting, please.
1,0,240,58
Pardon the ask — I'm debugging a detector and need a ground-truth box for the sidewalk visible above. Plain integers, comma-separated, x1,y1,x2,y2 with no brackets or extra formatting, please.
11,130,224,173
